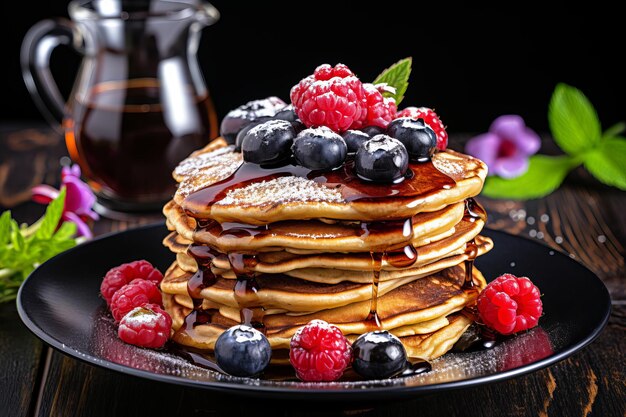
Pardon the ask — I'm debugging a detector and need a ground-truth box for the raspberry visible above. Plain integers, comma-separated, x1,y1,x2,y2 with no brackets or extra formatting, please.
118,304,172,349
289,319,352,382
290,64,367,132
100,260,163,305
396,107,448,150
357,83,397,129
477,273,543,335
110,279,163,322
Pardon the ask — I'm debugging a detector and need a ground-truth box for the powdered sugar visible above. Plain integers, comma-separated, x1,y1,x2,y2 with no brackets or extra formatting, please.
364,136,404,152
174,146,238,178
225,96,286,120
216,176,344,206
247,119,292,136
432,151,471,181
175,149,243,198
122,307,159,324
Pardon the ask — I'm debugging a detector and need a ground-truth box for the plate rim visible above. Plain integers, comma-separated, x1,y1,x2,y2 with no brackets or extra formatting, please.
16,223,612,400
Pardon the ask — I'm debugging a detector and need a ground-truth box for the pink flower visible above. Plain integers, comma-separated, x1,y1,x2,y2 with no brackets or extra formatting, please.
466,115,541,178
32,165,99,238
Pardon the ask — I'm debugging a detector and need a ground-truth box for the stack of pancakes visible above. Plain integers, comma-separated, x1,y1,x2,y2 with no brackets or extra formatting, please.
161,138,493,361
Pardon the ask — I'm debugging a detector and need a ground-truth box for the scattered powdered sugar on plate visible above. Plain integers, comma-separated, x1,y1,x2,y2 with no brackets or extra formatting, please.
90,307,557,388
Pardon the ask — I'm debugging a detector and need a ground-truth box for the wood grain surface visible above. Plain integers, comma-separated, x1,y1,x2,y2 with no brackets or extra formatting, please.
1,125,624,417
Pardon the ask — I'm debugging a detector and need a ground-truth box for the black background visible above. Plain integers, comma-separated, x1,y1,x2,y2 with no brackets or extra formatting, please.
2,1,624,134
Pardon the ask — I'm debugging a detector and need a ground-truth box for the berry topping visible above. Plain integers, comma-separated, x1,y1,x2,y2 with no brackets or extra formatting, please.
396,107,448,150
292,127,347,171
290,63,367,132
360,125,385,137
289,319,352,382
342,130,371,154
386,117,437,162
477,273,543,335
234,116,272,150
273,104,299,123
241,119,297,165
220,97,286,144
110,279,163,322
118,304,172,349
100,260,163,306
351,330,407,379
214,325,272,377
360,83,397,129
355,135,409,183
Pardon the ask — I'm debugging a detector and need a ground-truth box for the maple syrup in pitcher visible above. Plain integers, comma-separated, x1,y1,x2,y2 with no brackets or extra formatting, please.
22,0,221,214
65,79,217,210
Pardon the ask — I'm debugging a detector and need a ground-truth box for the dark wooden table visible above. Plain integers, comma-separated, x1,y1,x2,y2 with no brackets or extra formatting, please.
1,124,624,417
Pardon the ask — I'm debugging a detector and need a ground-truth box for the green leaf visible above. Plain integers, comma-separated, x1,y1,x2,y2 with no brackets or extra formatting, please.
0,197,78,304
0,211,10,244
548,83,602,155
35,188,66,240
373,57,412,106
603,122,626,138
53,221,77,241
583,137,626,190
481,155,577,200
10,221,25,252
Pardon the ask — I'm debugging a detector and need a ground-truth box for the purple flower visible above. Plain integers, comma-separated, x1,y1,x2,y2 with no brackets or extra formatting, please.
466,115,541,178
32,164,99,238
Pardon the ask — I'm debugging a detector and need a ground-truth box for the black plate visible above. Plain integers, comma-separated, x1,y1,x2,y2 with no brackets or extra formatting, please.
17,224,610,400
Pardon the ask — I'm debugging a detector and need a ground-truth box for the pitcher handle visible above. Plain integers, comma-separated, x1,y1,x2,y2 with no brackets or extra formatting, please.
21,18,82,133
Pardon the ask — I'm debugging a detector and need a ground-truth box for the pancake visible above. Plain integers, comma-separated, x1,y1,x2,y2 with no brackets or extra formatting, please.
164,219,491,278
163,199,465,253
162,134,493,368
162,262,438,312
164,264,485,355
251,313,471,364
172,139,487,224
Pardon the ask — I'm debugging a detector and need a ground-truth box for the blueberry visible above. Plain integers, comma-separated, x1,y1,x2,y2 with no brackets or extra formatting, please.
360,125,385,137
355,135,409,183
220,97,286,144
292,127,347,170
352,330,407,379
214,325,271,377
290,120,306,134
274,104,298,123
386,117,436,162
234,116,272,150
342,130,371,154
241,120,296,165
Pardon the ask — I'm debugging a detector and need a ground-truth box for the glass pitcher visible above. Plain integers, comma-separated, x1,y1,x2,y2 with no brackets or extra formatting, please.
22,0,219,214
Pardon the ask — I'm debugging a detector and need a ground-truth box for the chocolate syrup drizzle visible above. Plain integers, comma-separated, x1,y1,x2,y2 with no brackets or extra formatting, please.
173,157,489,379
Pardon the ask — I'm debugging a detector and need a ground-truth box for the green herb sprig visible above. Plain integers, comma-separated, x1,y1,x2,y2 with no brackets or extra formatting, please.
373,57,412,106
0,189,77,303
482,83,626,199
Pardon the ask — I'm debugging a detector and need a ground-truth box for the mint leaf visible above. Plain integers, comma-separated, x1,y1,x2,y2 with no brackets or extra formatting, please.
373,57,412,106
0,192,77,304
548,83,602,155
35,188,66,240
583,137,626,190
481,155,576,200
